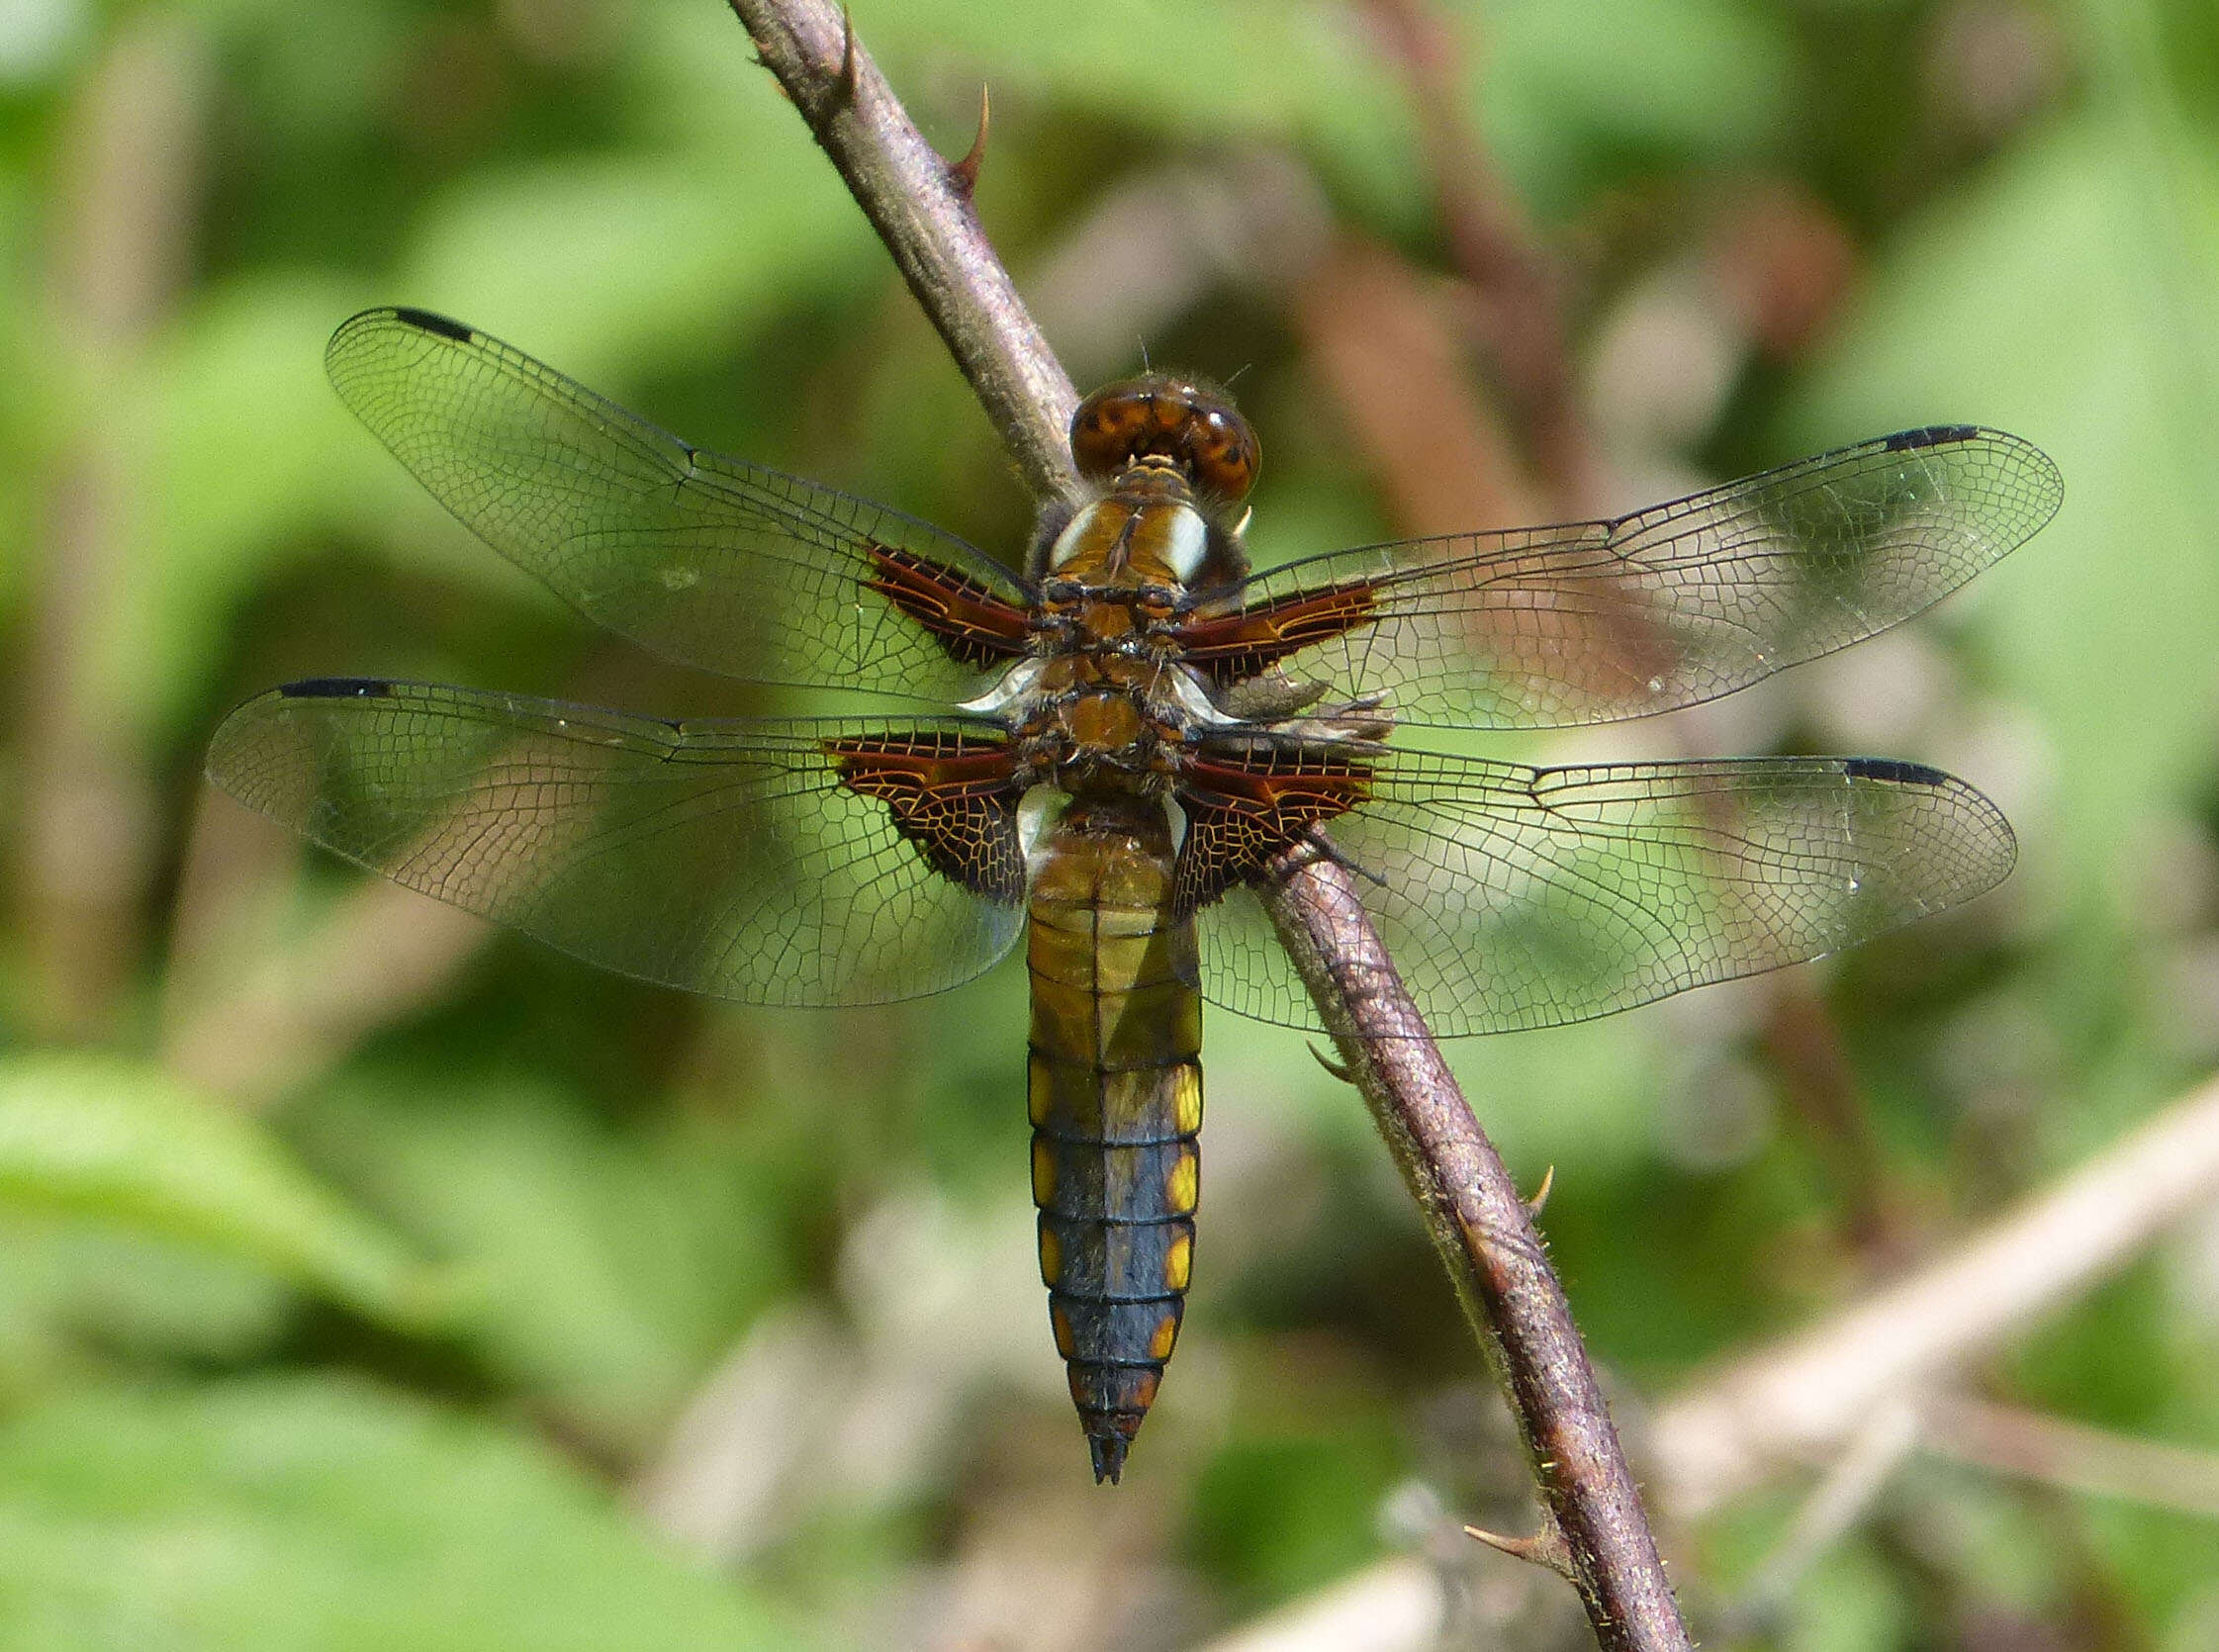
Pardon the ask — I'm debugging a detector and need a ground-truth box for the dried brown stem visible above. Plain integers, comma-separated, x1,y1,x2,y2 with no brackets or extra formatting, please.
727,5,1690,1646
1923,1393,2219,1520
1654,1070,2219,1517
1260,848,1688,1647
725,0,1078,505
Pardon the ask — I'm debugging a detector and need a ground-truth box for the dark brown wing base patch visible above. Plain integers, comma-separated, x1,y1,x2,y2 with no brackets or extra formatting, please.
825,732,1027,902
865,544,1034,668
1173,580,1378,686
1174,745,1373,910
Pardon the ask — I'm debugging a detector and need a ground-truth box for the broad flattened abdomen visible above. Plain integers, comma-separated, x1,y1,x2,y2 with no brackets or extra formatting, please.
1024,799,1208,1481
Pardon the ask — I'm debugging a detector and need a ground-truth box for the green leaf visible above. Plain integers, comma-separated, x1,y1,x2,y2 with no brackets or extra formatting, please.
0,1376,807,1651
0,1055,447,1331
297,1073,784,1452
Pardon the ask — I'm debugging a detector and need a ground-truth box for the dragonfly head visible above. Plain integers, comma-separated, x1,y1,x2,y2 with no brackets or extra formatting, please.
1070,374,1259,503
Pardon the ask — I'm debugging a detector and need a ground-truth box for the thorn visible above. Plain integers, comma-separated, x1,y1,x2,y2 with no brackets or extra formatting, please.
1526,1164,1556,1215
1465,1521,1577,1580
834,6,859,104
1308,1042,1355,1083
949,83,990,197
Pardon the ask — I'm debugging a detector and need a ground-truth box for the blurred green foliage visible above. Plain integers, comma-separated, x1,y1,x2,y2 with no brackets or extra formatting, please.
3,0,2218,1648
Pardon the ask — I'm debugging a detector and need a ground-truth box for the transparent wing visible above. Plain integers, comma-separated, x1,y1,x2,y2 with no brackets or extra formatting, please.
206,680,1025,1005
1197,750,2014,1036
325,309,1034,701
1185,427,2061,728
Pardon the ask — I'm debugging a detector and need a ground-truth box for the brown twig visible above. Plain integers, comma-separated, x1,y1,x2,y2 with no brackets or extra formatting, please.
725,0,1078,505
160,804,490,1112
1260,848,1687,1643
1181,1061,2219,1647
725,5,1691,1646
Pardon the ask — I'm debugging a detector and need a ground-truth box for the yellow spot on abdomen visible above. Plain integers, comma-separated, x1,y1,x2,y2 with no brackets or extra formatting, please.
1032,1138,1058,1206
1148,1312,1179,1361
1164,1145,1199,1216
1038,1225,1063,1287
1052,1305,1075,1359
1172,1063,1203,1136
1164,1231,1192,1292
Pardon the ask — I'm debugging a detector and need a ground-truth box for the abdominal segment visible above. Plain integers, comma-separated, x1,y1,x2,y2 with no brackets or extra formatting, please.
1026,802,1202,1483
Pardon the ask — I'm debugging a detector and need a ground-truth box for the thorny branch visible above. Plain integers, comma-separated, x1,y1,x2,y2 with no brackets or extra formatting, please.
1195,1067,2219,1649
728,0,1077,505
725,3,1692,1648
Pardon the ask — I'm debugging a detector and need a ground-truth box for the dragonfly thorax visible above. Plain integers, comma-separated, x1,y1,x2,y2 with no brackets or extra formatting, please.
1044,487,1211,585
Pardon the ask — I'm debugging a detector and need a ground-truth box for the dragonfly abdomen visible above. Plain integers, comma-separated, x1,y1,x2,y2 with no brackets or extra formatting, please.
1026,797,1202,1484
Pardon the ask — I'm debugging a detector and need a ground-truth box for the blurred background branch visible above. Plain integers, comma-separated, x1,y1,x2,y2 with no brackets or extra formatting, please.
16,13,208,1042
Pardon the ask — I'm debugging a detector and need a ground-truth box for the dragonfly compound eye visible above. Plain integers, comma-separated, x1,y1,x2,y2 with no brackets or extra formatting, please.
1070,375,1260,501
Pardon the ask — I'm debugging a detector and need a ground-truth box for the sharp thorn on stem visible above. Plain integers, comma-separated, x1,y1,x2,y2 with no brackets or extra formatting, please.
1526,1163,1556,1215
1465,1521,1578,1580
948,84,990,197
1308,1042,1355,1083
834,6,859,105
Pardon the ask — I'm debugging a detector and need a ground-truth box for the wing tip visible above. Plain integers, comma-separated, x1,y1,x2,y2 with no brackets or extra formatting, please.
327,307,477,369
1881,423,2066,525
1843,756,2019,896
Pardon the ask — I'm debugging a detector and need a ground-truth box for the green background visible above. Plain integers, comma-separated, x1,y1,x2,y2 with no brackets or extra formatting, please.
2,0,2216,1646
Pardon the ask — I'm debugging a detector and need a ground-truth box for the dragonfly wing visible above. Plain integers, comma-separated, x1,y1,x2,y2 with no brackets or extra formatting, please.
1179,427,2062,728
1194,748,2015,1036
325,309,1035,702
207,680,1027,1005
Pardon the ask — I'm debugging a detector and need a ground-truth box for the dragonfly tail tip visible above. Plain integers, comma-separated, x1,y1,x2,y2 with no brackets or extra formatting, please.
1088,1433,1128,1484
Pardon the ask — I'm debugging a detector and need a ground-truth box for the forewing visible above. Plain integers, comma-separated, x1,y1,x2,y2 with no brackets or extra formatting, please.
1197,750,2014,1036
325,309,1034,700
1182,427,2061,728
206,680,1025,1005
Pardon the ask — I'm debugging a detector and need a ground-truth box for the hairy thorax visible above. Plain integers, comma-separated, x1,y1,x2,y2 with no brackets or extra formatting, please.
992,463,1228,798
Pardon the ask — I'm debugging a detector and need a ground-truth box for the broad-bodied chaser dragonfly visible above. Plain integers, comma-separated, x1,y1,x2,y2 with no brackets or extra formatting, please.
208,308,2060,1480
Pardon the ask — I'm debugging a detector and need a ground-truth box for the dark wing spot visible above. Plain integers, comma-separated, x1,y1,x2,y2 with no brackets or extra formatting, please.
388,307,476,343
1884,425,1981,452
1844,756,1948,785
280,678,394,699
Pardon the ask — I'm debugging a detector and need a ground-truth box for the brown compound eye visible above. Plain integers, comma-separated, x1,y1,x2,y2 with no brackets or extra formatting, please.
1069,384,1156,483
1069,375,1260,500
1185,405,1259,500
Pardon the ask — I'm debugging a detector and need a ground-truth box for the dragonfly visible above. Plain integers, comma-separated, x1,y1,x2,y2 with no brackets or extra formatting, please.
207,307,2061,1481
